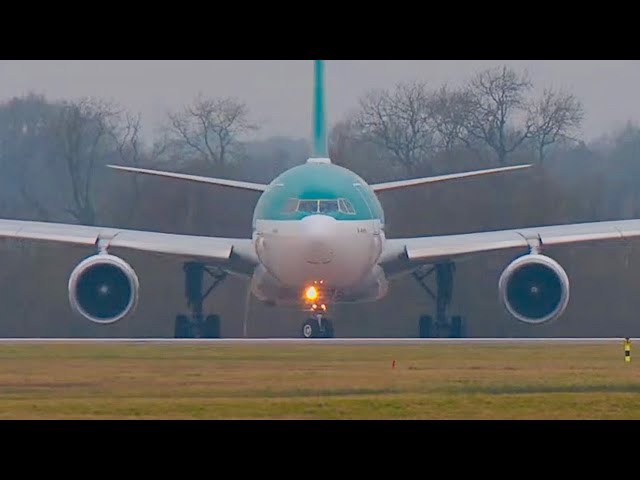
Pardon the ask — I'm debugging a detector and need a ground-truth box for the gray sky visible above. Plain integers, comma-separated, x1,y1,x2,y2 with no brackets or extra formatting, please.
1,60,639,142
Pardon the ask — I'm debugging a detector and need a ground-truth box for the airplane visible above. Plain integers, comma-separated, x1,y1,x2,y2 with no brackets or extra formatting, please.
2,60,639,339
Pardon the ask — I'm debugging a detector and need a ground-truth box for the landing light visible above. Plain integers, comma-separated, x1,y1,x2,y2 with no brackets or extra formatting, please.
305,286,319,301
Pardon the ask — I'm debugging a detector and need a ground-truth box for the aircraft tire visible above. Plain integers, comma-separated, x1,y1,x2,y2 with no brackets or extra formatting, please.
322,318,334,338
302,318,320,338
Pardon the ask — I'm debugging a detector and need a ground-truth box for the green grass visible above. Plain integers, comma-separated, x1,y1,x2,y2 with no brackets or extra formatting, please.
0,342,638,419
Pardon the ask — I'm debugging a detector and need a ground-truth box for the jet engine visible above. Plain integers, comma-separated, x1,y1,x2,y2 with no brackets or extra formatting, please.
68,254,139,324
498,254,569,325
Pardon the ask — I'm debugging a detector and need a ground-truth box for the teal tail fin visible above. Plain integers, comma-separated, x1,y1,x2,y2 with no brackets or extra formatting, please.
312,60,329,160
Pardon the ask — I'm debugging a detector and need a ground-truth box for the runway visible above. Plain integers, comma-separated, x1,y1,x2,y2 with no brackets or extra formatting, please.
0,337,633,345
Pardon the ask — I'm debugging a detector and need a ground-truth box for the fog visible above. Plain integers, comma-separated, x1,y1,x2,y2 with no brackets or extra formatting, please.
1,60,639,141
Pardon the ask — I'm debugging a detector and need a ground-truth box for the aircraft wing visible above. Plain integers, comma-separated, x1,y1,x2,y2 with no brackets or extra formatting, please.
369,164,531,192
380,219,640,277
0,219,258,275
107,165,268,192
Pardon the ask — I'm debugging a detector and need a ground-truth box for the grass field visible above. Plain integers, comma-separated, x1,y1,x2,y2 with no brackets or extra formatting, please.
0,342,639,419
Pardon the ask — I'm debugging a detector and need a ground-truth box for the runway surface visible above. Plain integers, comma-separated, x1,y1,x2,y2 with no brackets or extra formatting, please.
0,337,633,345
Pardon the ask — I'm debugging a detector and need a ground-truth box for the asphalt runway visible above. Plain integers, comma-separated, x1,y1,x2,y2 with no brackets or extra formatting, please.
0,337,633,345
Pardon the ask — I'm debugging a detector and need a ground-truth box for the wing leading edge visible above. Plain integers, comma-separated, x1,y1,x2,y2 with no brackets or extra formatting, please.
370,164,531,192
107,165,269,192
381,219,640,277
0,219,258,275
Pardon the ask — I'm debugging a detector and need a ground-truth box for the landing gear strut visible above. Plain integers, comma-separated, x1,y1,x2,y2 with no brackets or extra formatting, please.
301,306,334,339
174,262,227,338
413,262,466,338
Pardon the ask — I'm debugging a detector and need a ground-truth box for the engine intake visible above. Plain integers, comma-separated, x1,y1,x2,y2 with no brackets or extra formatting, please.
498,254,569,325
68,254,139,324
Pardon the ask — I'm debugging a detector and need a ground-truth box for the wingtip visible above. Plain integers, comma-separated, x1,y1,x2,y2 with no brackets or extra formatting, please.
507,164,533,171
107,164,135,172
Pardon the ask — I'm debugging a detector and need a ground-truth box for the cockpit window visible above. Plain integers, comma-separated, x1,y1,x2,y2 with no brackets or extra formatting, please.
319,200,339,213
297,200,318,213
338,198,356,215
292,198,357,215
282,198,299,213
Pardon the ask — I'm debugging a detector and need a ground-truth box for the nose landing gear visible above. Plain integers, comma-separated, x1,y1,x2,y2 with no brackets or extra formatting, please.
301,314,335,339
301,303,334,339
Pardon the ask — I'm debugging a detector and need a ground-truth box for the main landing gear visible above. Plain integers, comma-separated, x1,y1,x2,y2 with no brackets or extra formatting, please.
301,305,335,339
174,262,227,338
413,262,466,338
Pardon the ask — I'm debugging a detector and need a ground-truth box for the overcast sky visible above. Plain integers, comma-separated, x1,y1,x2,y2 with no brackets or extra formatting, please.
1,60,638,142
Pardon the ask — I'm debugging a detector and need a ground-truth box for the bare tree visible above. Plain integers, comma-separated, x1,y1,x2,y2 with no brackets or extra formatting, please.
355,81,437,174
113,112,142,167
0,93,60,220
465,66,535,165
329,116,358,166
111,112,143,225
530,89,584,164
50,98,121,226
428,85,470,151
166,95,258,167
328,116,398,182
16,158,51,221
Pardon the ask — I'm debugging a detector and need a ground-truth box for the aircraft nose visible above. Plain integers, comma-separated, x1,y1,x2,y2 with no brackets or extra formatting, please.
302,214,337,236
301,215,336,264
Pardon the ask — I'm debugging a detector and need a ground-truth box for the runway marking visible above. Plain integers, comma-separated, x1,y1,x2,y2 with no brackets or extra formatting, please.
0,338,632,345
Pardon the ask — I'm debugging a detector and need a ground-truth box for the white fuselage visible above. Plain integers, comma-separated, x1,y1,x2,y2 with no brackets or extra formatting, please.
253,215,385,290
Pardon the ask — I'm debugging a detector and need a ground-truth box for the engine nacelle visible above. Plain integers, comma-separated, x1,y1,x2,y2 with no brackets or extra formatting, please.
498,254,570,325
68,254,139,324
